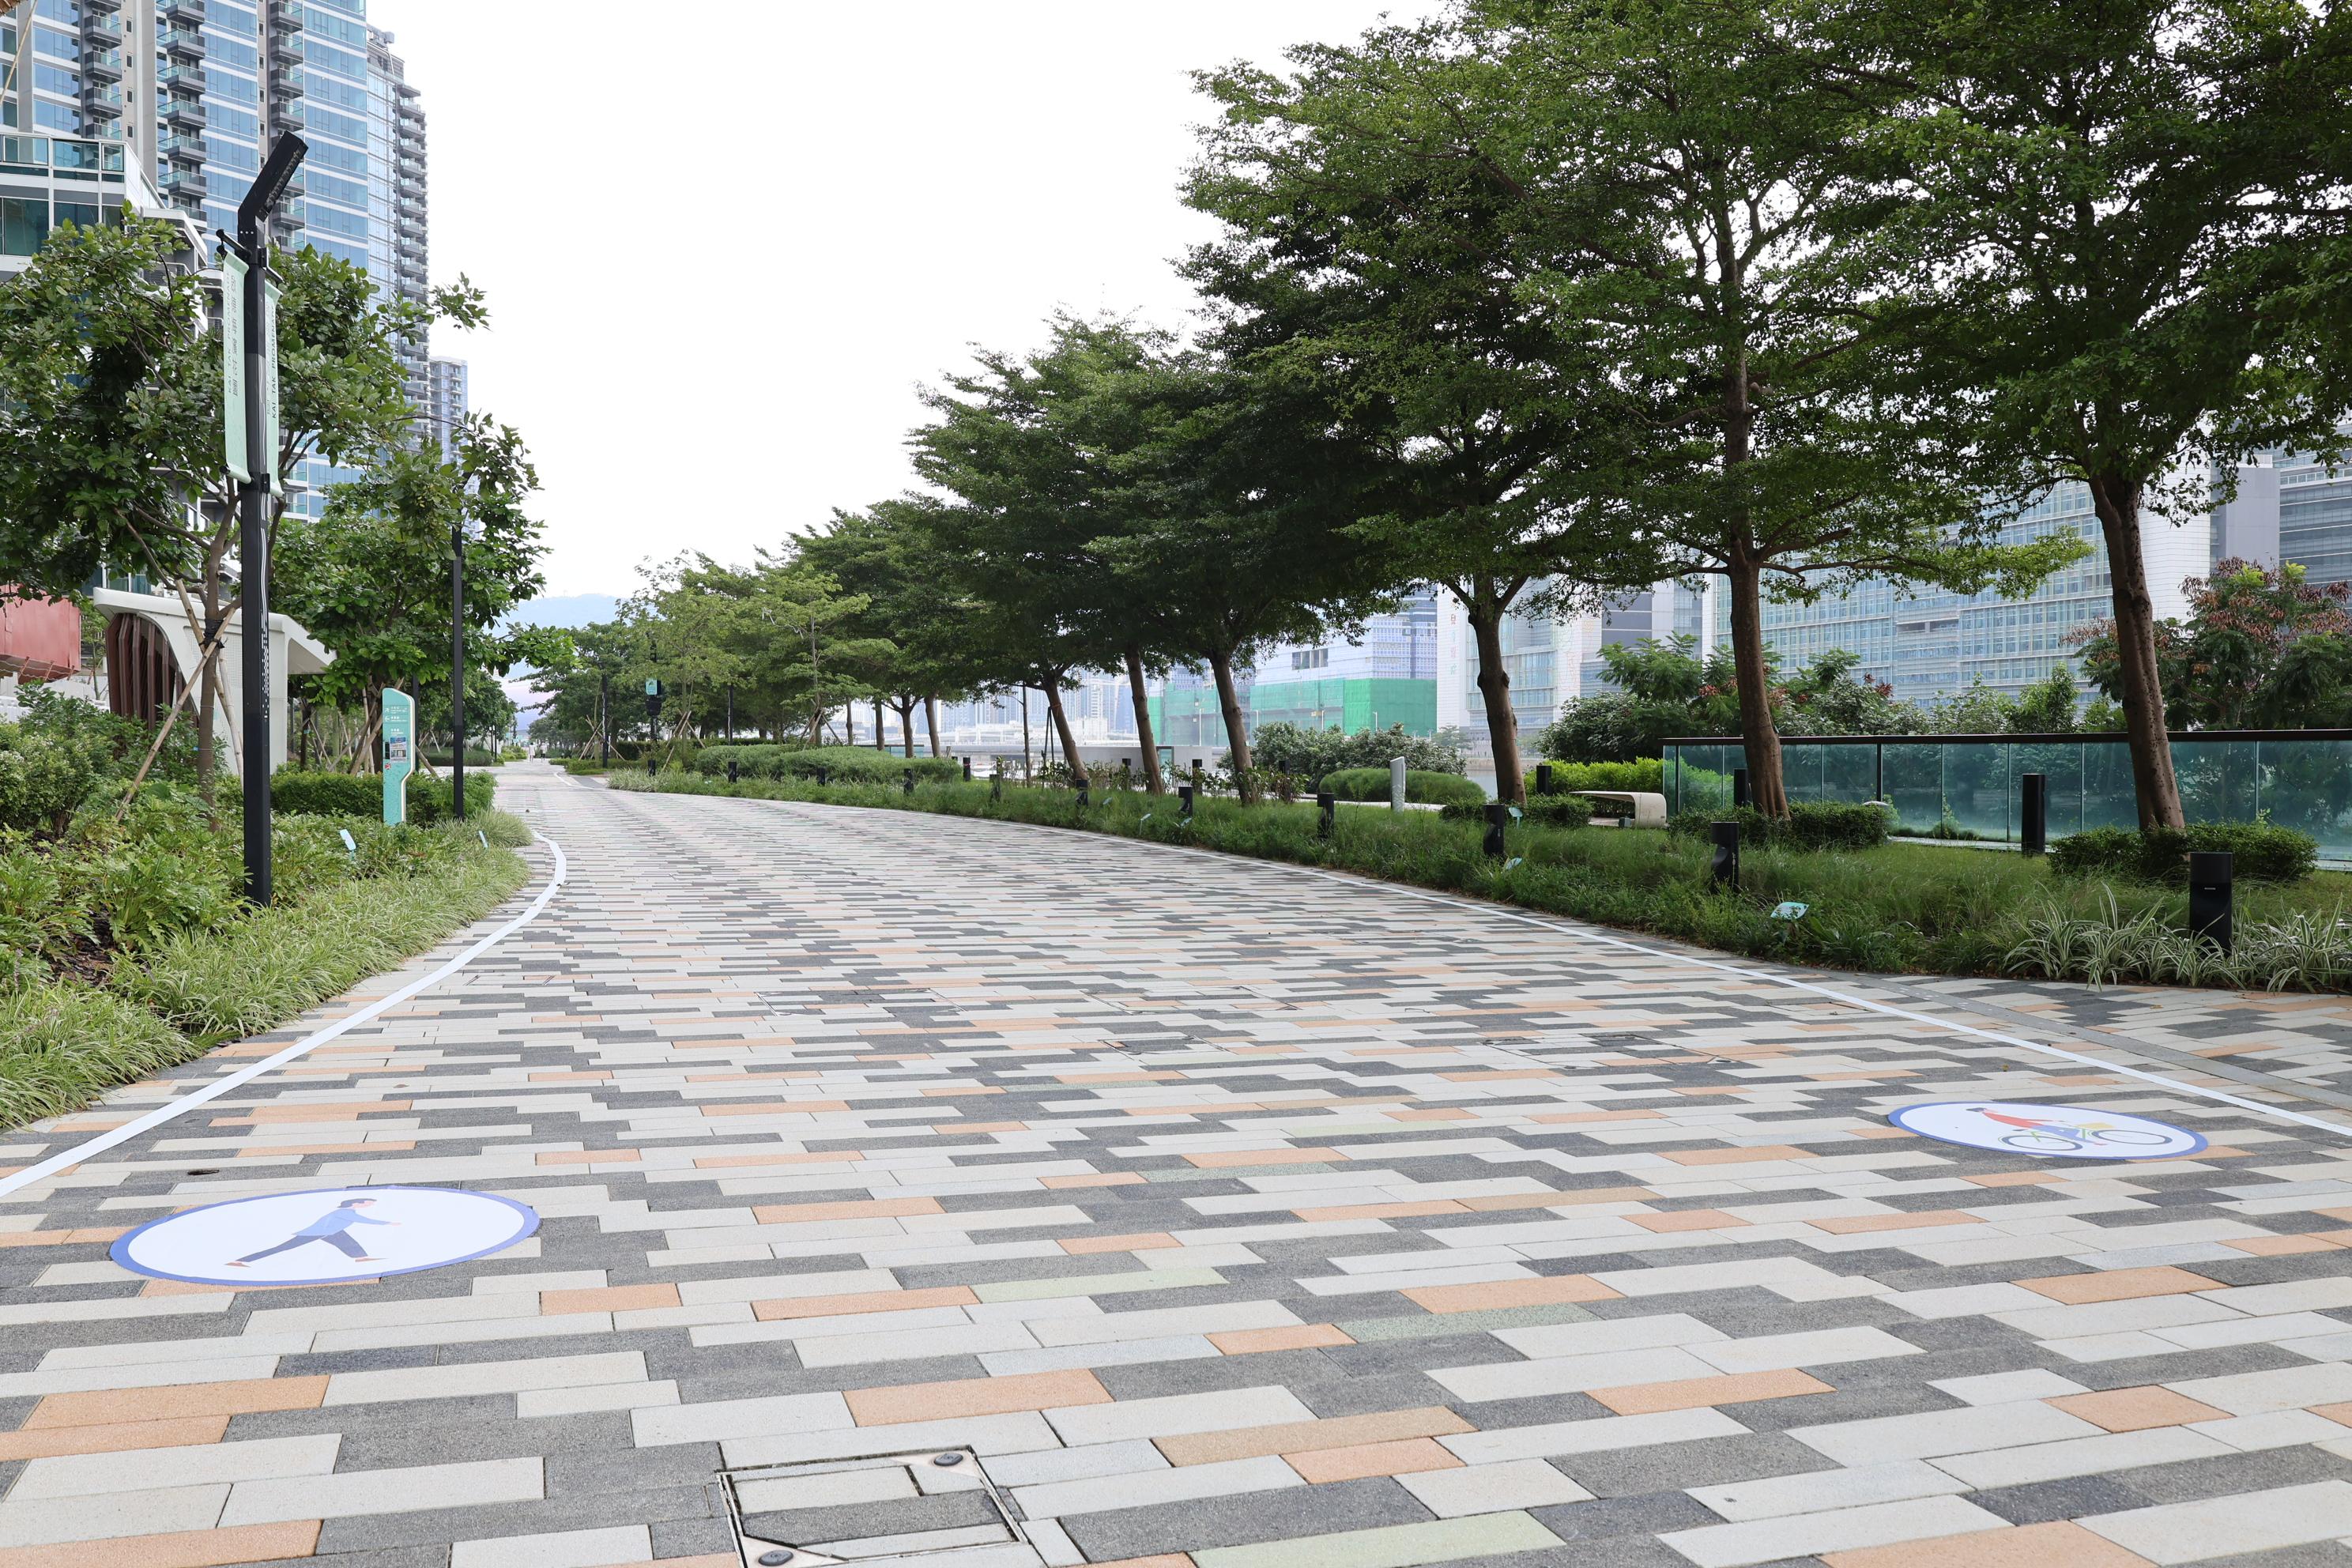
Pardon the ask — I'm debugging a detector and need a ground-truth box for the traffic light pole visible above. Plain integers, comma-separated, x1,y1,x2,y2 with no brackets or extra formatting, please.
230,133,306,906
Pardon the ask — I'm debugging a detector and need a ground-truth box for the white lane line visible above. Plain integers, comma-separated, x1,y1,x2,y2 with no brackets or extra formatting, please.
778,799,2352,1143
0,830,569,1201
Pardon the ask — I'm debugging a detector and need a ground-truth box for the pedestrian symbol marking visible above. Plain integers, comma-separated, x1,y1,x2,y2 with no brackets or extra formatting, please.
111,1186,539,1287
1889,1101,2206,1160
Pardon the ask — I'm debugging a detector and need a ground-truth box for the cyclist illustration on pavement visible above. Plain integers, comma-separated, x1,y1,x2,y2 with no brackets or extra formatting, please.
225,1197,398,1267
1969,1106,2169,1152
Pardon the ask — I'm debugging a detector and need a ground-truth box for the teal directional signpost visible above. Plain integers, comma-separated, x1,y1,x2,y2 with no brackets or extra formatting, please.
382,688,415,825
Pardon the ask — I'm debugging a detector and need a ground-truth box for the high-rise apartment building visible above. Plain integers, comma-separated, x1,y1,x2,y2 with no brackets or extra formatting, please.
424,354,466,453
2,0,432,513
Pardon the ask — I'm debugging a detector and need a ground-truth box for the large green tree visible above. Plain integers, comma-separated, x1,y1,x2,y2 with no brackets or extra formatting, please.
0,215,484,796
1189,20,1653,804
1445,0,2080,818
1833,0,2352,826
274,415,548,771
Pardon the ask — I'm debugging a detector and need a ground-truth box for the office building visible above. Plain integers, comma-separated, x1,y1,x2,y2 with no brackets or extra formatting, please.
1695,484,2203,707
1152,588,1443,749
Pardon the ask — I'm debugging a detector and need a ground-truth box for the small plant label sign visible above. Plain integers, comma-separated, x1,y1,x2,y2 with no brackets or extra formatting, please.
1770,902,1808,921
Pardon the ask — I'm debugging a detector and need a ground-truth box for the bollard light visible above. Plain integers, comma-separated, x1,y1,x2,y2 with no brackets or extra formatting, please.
1483,802,1509,858
1178,782,1196,819
1711,820,1740,888
903,768,915,795
2189,850,2233,951
1536,763,1554,796
1317,791,1336,839
2021,772,2047,856
1732,768,1749,809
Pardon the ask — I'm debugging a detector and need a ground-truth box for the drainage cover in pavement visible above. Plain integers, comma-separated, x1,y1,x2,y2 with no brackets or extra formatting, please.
722,1449,1038,1566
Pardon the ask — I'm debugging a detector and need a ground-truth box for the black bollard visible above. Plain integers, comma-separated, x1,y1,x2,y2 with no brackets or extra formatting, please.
1711,820,1740,888
903,768,915,795
648,757,659,778
1732,768,1748,809
1483,801,1509,858
1536,763,1554,797
1121,759,1134,791
815,766,829,786
1076,778,1090,809
726,760,740,784
2189,851,2234,951
1317,791,1336,839
962,756,972,782
2020,772,2047,856
991,775,1004,801
1178,782,1196,819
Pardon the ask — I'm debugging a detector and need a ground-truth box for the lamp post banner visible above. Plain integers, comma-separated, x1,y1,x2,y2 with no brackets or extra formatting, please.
220,250,250,482
382,688,415,825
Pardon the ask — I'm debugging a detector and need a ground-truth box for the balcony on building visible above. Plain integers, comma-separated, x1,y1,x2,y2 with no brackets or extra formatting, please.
158,0,208,24
160,27,205,62
271,32,307,65
157,63,208,96
156,131,205,169
83,48,124,83
80,0,124,12
274,96,305,127
79,10,123,45
161,96,205,132
268,63,304,97
81,84,125,121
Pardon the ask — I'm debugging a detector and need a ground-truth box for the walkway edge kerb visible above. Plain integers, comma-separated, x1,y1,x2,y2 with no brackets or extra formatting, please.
0,830,571,1201
738,793,2352,1145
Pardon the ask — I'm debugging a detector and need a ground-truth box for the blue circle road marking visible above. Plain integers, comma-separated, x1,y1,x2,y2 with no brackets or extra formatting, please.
111,1186,540,1287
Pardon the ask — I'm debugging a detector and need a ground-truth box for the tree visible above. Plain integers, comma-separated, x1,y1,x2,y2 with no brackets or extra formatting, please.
912,320,1170,778
1094,350,1395,800
801,501,989,759
1834,0,2352,824
1189,18,1653,804
274,414,546,771
0,215,485,799
2077,560,2352,730
1446,0,2083,819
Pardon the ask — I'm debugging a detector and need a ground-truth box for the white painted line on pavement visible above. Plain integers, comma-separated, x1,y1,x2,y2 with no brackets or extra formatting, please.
0,830,570,1201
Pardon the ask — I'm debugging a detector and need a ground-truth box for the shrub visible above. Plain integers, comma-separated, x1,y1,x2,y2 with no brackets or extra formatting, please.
1521,793,1596,829
2051,822,2318,884
1669,801,1892,851
560,759,609,776
423,748,499,767
1527,758,1665,796
271,770,494,824
0,721,102,834
752,746,961,784
1321,767,1487,808
1228,722,1467,786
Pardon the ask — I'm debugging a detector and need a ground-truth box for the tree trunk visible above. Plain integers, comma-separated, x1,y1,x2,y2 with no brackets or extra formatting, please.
1042,673,1083,780
2087,471,2186,828
844,703,855,747
895,698,918,759
1724,554,1788,820
1468,601,1525,806
1125,645,1165,793
194,577,219,816
873,699,886,751
1020,688,1032,780
1207,646,1257,803
925,695,942,758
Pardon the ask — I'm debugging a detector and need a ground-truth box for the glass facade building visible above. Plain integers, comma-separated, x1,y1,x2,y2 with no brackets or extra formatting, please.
2,0,434,517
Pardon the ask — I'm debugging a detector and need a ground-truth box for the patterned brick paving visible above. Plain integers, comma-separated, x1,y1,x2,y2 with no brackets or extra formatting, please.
6,763,2352,1566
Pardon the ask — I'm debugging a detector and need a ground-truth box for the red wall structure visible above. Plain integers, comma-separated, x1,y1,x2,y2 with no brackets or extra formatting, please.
0,595,83,684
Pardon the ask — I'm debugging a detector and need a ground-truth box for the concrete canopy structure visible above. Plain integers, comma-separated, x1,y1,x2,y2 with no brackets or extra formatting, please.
90,586,330,771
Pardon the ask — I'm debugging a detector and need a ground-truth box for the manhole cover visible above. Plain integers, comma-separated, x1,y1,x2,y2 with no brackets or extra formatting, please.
722,1449,1038,1566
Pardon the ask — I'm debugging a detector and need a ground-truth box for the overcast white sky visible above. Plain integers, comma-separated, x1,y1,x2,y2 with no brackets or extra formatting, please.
366,1,1438,603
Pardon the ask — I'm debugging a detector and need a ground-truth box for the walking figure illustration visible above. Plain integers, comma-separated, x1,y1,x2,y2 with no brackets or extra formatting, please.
226,1198,398,1267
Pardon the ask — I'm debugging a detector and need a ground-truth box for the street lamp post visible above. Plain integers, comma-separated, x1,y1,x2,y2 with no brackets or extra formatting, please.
224,133,307,906
450,514,467,822
598,667,610,766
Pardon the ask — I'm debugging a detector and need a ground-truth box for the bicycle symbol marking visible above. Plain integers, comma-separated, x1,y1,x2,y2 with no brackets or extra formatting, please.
1887,1102,2204,1160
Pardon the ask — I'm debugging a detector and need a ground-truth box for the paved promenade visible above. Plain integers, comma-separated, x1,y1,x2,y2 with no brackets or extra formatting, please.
9,763,2352,1567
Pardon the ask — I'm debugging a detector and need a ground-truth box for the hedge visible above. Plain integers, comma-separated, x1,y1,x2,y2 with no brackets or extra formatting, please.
1443,792,1596,829
1670,801,1891,851
2051,822,2319,884
424,748,498,767
694,744,960,785
1528,758,1665,796
272,770,495,825
1322,767,1487,808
